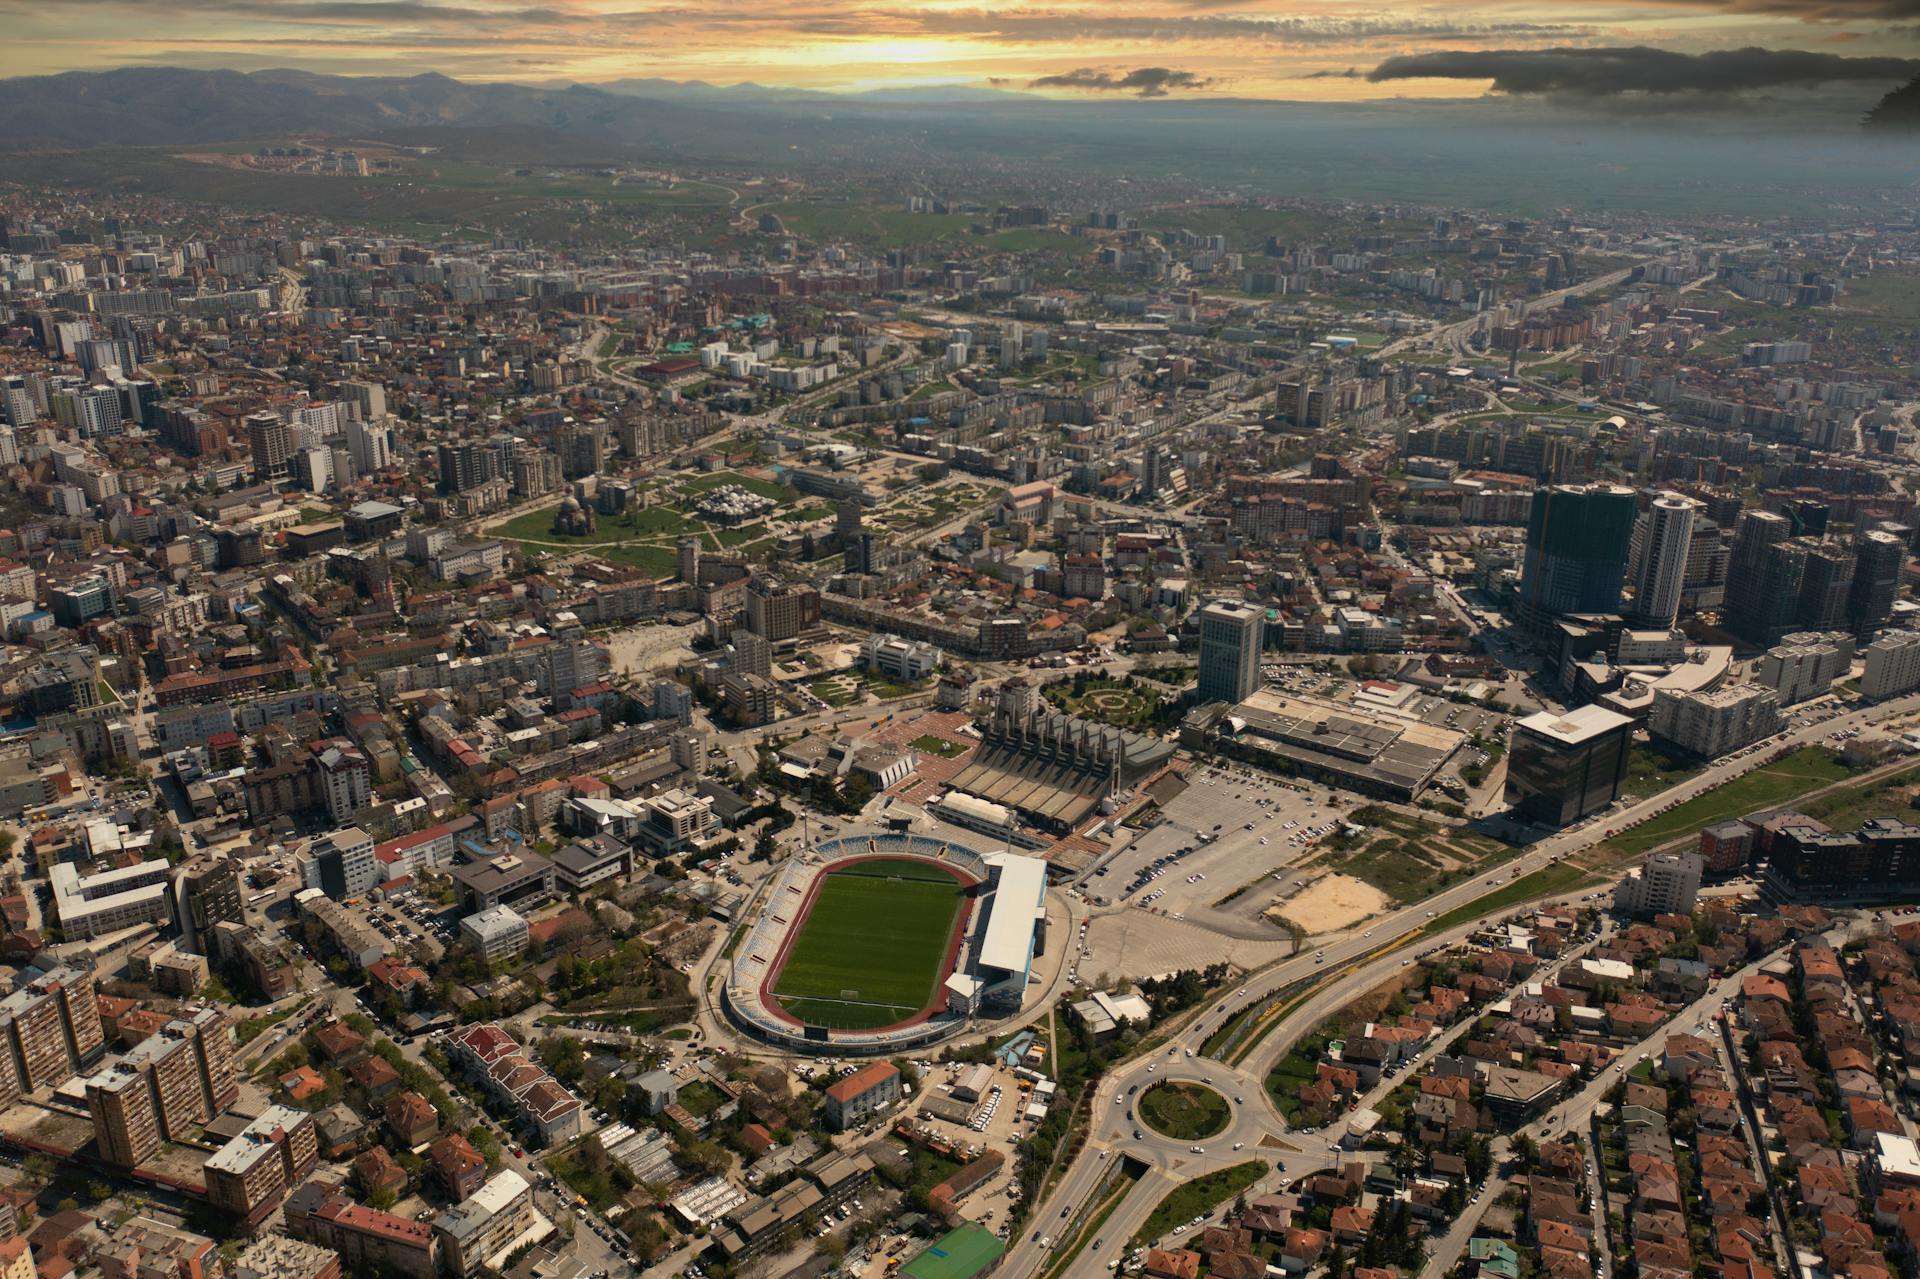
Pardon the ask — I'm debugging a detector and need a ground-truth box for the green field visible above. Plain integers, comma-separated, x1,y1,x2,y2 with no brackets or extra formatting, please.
773,858,967,1030
1598,746,1851,858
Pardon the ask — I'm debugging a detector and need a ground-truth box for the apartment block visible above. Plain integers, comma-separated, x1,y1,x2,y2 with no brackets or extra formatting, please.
204,1105,318,1227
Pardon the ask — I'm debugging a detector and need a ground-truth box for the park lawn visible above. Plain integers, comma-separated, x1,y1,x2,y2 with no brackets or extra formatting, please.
489,506,693,545
773,859,966,1029
1132,1160,1268,1247
1600,746,1850,857
911,734,969,759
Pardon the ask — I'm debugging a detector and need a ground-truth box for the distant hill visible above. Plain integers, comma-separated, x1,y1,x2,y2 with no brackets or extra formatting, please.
0,67,746,149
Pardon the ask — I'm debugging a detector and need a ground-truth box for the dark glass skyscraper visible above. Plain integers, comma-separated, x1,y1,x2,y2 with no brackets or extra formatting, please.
1517,484,1637,631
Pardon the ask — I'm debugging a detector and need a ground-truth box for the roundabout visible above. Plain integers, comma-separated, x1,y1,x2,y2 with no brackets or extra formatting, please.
1136,1080,1231,1141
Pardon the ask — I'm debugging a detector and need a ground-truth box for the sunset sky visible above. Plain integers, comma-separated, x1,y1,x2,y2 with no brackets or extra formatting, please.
3,0,1918,101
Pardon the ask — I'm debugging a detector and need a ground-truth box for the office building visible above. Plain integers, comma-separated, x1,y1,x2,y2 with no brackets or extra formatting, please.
860,633,939,682
1755,631,1854,706
205,1105,318,1227
246,412,294,482
432,1170,536,1278
1627,492,1697,629
459,905,529,963
1851,527,1911,637
449,850,555,914
1648,684,1782,758
49,860,173,940
636,788,715,857
1863,630,1920,701
676,535,700,584
1196,600,1264,706
1516,485,1637,630
823,1062,901,1131
1614,852,1704,918
297,827,378,900
1505,705,1633,827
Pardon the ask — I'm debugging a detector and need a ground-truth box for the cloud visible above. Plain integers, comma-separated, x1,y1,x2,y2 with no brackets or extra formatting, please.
1367,45,1920,95
912,13,1591,46
1029,65,1214,96
1636,0,1920,18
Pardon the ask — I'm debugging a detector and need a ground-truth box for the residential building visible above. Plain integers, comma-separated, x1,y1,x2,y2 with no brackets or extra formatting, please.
1756,631,1853,705
232,1235,340,1279
1614,852,1704,918
204,1105,319,1227
285,1184,440,1279
432,1170,536,1278
1627,492,1698,629
429,1134,488,1203
1862,629,1920,701
1648,684,1782,758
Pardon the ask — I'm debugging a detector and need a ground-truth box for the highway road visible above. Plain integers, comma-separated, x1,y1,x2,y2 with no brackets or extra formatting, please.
1000,685,1920,1279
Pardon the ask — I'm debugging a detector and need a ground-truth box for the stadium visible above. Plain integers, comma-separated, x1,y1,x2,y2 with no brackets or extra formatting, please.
724,833,1050,1055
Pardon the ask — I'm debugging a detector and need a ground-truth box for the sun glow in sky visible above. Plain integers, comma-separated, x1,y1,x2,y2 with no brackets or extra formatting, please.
1,0,1916,99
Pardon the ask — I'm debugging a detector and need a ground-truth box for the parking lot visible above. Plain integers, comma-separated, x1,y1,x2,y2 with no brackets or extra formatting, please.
1080,766,1357,925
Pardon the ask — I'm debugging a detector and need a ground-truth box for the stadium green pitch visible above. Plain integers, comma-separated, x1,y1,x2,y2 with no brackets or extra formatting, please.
772,857,969,1031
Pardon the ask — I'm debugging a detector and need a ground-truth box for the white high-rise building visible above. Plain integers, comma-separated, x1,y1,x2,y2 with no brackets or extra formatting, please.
1614,852,1703,918
1628,492,1698,629
1862,630,1920,701
345,416,391,475
1756,631,1854,705
1197,600,1264,706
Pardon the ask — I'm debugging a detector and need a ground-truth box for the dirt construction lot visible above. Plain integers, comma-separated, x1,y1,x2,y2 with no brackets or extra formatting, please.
1267,873,1389,935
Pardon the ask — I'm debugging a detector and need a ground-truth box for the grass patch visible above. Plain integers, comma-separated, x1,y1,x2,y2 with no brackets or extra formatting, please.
772,858,966,1030
235,997,309,1046
1620,744,1706,801
1132,1160,1268,1247
1421,862,1593,936
911,734,969,759
1598,746,1850,857
1137,1082,1231,1141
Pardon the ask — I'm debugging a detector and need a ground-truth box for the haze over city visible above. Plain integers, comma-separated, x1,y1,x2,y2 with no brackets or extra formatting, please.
5,6,1920,1279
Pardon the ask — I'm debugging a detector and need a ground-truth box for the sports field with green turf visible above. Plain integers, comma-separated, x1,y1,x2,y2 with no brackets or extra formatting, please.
773,858,968,1030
